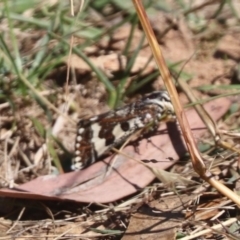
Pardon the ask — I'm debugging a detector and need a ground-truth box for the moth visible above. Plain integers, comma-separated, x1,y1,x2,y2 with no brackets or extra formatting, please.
72,91,175,170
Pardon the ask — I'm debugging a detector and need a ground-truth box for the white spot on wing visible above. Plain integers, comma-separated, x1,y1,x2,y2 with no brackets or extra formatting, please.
90,123,107,156
77,136,82,142
134,117,144,128
145,113,152,120
78,128,84,134
112,119,137,140
74,156,82,162
72,162,83,170
112,124,123,138
90,116,98,121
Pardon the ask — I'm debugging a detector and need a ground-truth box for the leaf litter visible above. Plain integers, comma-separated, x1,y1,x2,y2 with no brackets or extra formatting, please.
0,0,240,239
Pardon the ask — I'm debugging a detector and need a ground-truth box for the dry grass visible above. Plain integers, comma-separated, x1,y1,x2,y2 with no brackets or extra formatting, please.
0,0,240,239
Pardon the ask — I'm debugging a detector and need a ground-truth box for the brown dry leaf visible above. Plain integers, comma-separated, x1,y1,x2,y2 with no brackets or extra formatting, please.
0,97,231,203
150,14,194,62
122,194,194,240
215,33,240,61
65,53,156,76
185,192,231,221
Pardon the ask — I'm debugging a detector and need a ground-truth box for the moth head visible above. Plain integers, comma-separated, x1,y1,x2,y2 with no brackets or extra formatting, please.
143,91,175,121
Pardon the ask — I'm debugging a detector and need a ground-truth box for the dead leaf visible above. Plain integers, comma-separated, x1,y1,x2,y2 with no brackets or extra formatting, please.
122,194,193,240
0,97,231,203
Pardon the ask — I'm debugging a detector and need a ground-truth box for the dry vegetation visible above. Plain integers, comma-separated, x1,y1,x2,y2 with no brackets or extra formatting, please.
0,0,240,239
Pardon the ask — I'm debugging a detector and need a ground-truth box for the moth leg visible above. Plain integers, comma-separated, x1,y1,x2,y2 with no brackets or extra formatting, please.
132,141,140,155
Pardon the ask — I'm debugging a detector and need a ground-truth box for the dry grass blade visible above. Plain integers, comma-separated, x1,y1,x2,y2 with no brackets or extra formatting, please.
179,79,240,155
132,0,240,206
1,0,240,238
181,218,238,240
19,73,74,125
